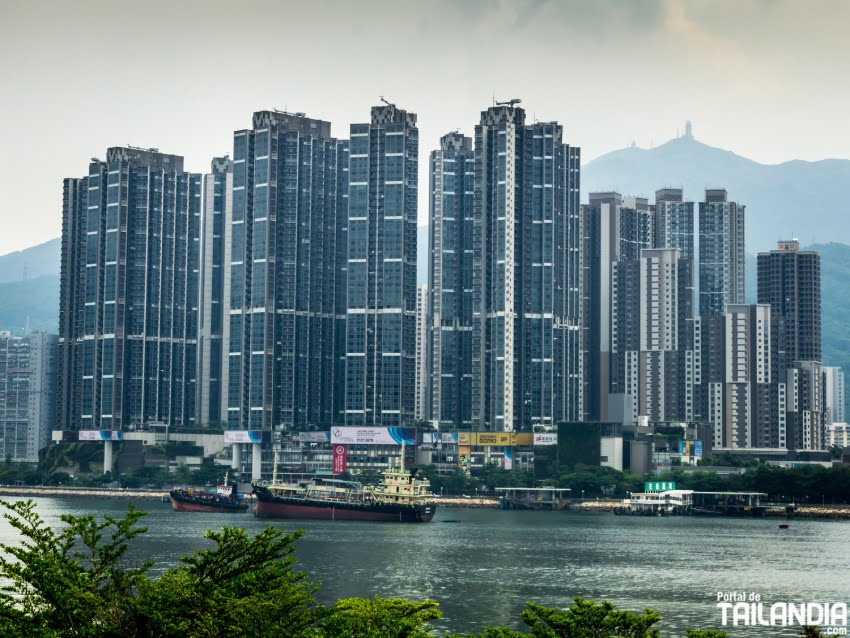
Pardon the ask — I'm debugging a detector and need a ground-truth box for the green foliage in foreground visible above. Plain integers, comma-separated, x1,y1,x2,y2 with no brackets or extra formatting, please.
0,500,826,637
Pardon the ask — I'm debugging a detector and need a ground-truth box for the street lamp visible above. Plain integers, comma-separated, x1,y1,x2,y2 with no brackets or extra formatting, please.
581,489,585,501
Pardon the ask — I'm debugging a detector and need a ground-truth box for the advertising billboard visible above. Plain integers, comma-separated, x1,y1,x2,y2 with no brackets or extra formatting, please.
679,440,704,458
533,433,558,446
332,445,347,475
78,430,122,442
513,433,532,445
503,447,513,470
330,427,416,446
298,431,330,443
223,431,270,444
422,432,535,446
458,445,471,477
475,432,514,446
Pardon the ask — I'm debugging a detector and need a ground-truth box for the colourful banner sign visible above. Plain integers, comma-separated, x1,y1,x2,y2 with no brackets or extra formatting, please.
458,445,471,477
678,440,704,458
78,430,122,442
503,447,513,470
333,445,347,475
330,427,416,446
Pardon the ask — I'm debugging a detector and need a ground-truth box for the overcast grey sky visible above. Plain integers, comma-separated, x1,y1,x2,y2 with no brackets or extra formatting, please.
1,0,849,255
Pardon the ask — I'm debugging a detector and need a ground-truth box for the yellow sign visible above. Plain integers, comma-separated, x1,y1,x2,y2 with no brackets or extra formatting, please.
450,432,536,446
514,433,533,446
475,432,512,446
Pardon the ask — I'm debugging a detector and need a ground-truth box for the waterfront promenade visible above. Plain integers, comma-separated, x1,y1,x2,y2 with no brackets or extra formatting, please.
2,486,849,518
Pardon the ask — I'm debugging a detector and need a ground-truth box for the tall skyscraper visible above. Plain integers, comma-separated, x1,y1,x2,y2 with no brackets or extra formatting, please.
699,189,745,316
0,331,57,462
655,188,694,261
226,111,348,430
429,132,474,429
700,305,772,448
345,102,418,426
415,285,429,421
59,147,201,431
757,240,821,367
472,103,581,431
611,248,694,424
582,193,655,421
198,156,231,427
823,366,845,425
757,240,822,448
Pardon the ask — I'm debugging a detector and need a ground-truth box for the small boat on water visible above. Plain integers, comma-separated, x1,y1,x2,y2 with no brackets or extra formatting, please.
170,472,249,513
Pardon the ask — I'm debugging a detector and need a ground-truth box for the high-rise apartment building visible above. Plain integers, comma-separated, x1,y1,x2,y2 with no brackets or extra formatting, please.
757,240,822,448
582,193,655,421
757,240,821,367
700,305,772,448
655,188,694,262
428,132,475,429
610,248,694,424
0,332,57,462
472,103,581,431
226,111,348,430
823,366,845,425
59,147,201,431
699,189,745,316
198,156,231,427
345,103,418,426
414,284,429,421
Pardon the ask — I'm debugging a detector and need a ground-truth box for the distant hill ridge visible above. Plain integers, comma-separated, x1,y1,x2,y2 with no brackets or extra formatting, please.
418,133,850,283
0,238,60,284
582,134,850,253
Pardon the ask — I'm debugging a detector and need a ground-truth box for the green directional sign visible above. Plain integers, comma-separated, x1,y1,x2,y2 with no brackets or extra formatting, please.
644,481,676,492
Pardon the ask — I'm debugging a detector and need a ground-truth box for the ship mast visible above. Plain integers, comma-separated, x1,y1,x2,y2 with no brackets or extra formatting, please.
272,442,278,485
399,440,405,473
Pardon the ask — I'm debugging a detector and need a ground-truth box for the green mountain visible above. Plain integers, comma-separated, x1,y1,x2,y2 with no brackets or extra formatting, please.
0,238,60,284
0,274,59,334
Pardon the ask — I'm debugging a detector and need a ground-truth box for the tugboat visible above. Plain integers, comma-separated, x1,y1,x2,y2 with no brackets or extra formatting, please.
253,444,436,522
170,472,249,513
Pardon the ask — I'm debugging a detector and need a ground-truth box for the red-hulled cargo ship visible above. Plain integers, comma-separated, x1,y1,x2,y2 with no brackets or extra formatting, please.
170,475,249,513
252,456,435,523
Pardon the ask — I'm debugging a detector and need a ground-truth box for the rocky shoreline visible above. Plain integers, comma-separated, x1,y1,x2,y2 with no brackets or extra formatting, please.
0,486,168,500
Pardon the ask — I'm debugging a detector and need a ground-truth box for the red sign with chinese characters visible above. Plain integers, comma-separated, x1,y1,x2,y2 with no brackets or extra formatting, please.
333,445,347,475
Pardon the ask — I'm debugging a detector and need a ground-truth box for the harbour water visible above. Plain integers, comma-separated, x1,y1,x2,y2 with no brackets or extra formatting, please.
2,497,848,637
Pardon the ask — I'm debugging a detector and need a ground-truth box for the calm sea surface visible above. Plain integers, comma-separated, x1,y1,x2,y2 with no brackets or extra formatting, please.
1,497,848,637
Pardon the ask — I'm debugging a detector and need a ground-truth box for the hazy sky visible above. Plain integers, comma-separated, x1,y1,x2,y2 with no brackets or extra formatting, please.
1,0,849,255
